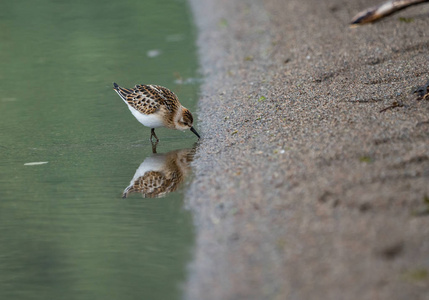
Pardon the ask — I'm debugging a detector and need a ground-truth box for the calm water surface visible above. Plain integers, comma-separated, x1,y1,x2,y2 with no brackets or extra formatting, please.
0,1,199,299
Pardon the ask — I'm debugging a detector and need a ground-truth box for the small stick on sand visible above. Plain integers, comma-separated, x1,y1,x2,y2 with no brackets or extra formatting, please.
379,101,404,113
351,0,429,25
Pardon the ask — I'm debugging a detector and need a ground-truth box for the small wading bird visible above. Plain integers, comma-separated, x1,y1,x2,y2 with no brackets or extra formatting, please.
113,83,200,142
351,0,429,24
122,146,195,198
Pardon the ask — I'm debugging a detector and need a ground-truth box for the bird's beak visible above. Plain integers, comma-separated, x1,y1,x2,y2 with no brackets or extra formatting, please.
190,127,201,139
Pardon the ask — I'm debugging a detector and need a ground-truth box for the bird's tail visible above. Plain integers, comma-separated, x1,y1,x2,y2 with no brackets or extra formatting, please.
113,82,133,102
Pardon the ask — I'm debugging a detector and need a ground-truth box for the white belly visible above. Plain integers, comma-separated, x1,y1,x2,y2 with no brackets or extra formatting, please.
129,155,166,184
128,106,165,128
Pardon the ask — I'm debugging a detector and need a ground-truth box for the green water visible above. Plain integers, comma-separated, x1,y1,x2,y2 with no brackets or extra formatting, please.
0,1,199,299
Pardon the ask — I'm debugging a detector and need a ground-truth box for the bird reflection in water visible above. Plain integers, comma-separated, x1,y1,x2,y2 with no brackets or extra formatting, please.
122,143,196,198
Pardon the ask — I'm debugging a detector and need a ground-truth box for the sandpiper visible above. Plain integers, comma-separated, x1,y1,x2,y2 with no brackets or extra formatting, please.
122,147,195,198
113,83,200,142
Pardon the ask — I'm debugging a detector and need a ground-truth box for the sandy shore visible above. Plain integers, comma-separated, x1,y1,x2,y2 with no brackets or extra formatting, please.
185,0,429,299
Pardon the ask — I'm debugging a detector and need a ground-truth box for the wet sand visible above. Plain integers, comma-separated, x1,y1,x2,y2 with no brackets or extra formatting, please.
185,0,429,299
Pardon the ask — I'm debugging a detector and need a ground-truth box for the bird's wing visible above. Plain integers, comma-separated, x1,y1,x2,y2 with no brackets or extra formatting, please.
122,171,175,198
114,83,162,114
136,84,180,113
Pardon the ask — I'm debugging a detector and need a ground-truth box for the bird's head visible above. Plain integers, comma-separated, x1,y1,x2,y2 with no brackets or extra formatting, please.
176,107,200,139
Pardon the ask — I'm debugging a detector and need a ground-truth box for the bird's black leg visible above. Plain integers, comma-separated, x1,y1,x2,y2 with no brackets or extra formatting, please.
150,128,160,142
151,141,158,154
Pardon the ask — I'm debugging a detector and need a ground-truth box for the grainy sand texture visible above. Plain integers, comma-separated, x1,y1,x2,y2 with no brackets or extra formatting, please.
185,0,429,299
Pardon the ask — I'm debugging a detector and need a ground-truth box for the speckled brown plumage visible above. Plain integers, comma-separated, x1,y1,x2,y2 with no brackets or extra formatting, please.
124,170,177,198
122,147,195,198
116,84,179,120
113,82,201,141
